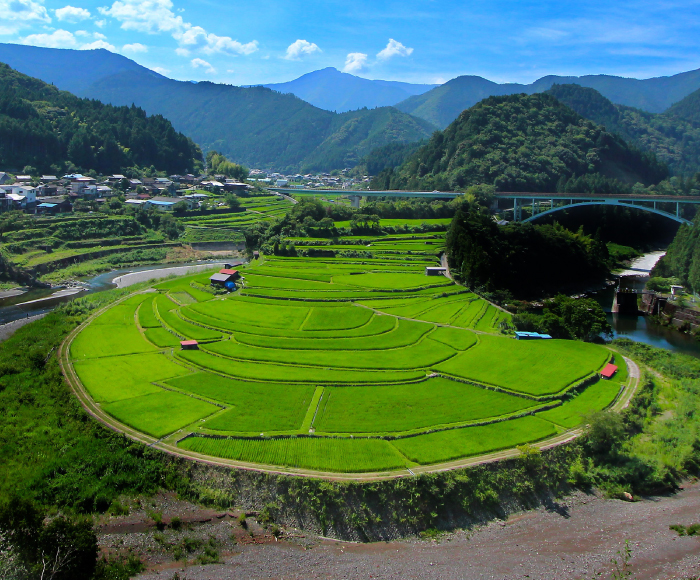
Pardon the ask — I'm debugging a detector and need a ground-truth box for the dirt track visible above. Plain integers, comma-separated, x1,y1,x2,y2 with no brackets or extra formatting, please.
136,482,700,580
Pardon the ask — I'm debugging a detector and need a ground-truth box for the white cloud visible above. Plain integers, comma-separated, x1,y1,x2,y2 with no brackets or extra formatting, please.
75,29,89,36
175,47,189,56
22,28,77,48
377,38,413,60
81,39,115,50
191,57,215,74
123,42,147,53
98,0,183,33
0,0,51,33
94,18,105,27
151,65,169,75
21,28,115,51
173,25,257,55
343,52,367,73
284,39,320,60
55,5,91,22
99,0,257,57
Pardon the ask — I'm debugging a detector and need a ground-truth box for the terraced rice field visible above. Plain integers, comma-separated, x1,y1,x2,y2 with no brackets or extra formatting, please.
69,242,627,473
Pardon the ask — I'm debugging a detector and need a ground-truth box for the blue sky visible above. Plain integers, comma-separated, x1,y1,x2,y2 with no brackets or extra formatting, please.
1,0,699,85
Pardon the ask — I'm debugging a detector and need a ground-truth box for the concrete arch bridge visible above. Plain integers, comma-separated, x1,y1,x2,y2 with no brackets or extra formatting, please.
496,192,700,225
270,188,700,225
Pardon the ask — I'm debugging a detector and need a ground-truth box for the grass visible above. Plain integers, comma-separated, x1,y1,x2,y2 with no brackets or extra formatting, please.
188,299,310,330
73,352,191,403
70,321,156,360
538,379,622,428
333,272,453,289
138,297,161,328
233,319,428,350
178,436,409,472
435,335,610,396
301,306,373,330
103,390,220,438
167,373,314,432
392,416,558,464
156,295,223,341
314,378,541,433
203,337,456,369
177,349,426,384
144,328,182,348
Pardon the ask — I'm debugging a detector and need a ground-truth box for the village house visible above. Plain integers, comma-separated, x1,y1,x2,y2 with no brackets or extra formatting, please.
0,172,10,185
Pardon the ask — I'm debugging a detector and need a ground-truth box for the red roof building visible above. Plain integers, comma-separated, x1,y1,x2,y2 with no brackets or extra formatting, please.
219,268,239,276
180,340,199,350
600,363,618,379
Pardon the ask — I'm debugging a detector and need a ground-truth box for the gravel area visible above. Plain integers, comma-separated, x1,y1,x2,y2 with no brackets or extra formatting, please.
112,263,237,288
0,313,47,343
134,483,700,580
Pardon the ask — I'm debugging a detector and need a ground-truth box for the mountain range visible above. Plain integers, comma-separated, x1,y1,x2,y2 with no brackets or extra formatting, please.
0,44,435,172
263,67,437,113
395,70,700,129
2,42,700,175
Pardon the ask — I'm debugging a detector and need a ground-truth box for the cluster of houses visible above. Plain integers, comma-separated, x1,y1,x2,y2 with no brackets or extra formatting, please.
0,171,252,215
249,168,371,190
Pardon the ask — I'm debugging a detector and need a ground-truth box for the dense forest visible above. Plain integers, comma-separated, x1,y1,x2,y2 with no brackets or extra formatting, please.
546,84,700,177
652,213,700,292
0,63,202,175
666,87,700,125
371,93,668,192
445,203,610,298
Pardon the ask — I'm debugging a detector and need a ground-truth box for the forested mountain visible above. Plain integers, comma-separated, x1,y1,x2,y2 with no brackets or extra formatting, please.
0,63,202,174
0,45,436,172
545,84,700,176
395,69,700,129
374,93,667,192
264,67,437,113
83,71,436,172
666,88,700,125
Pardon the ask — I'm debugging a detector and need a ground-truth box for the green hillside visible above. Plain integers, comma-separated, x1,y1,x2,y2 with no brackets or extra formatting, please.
666,87,700,125
375,93,668,192
80,70,436,173
0,63,202,175
546,84,700,176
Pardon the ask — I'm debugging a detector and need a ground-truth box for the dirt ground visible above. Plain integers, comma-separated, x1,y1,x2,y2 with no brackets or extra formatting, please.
116,482,700,580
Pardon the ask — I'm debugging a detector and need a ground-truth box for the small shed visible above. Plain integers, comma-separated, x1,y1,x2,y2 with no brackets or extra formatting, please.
600,363,618,379
253,251,260,259
425,266,447,276
210,273,233,286
671,285,684,296
180,340,199,350
219,268,240,280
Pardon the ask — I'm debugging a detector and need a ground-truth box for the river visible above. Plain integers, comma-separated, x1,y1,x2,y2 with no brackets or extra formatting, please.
0,260,239,326
593,251,700,358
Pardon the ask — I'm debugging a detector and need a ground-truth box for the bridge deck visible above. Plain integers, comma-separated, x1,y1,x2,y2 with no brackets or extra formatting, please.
271,188,700,203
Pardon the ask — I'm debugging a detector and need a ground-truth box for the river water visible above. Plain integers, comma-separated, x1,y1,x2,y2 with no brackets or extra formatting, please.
0,261,237,326
593,251,700,358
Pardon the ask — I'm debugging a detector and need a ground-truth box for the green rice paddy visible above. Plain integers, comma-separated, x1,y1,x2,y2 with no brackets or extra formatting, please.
69,237,628,473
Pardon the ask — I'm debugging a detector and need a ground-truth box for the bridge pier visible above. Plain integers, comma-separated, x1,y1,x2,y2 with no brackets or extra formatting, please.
349,195,362,209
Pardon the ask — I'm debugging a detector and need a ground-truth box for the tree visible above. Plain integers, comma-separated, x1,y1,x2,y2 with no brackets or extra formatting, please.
172,200,189,214
225,193,241,210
